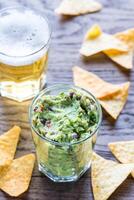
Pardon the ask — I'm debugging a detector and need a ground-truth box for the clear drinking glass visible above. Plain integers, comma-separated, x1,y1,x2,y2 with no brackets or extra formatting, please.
0,7,51,102
29,84,102,182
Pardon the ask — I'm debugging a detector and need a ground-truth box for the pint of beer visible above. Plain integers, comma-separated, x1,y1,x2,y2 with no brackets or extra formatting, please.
0,7,51,101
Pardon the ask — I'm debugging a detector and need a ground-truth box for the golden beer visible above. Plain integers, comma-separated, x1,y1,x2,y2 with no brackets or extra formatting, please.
0,7,51,101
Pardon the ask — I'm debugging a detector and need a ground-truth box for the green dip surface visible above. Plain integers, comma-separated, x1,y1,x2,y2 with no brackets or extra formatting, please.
32,89,99,143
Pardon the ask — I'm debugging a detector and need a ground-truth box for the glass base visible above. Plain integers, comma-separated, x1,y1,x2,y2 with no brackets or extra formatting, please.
0,75,46,102
38,162,91,182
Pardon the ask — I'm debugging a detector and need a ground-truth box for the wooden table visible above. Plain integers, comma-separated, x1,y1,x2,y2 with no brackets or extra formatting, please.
0,0,134,199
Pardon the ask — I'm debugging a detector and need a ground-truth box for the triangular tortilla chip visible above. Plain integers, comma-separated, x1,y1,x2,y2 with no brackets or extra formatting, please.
55,0,102,16
115,29,134,49
84,24,102,40
104,49,133,70
91,152,134,200
0,126,21,171
108,141,134,177
0,154,35,197
99,82,130,119
104,29,134,69
80,25,128,57
73,66,124,98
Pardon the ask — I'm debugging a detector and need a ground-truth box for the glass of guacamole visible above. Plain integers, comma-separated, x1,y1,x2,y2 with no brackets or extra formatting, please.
29,84,102,182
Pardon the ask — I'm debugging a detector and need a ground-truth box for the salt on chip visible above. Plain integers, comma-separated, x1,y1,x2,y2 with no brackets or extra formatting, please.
99,82,130,119
91,152,134,200
108,141,134,177
104,29,134,69
80,25,128,57
55,0,102,16
0,126,21,171
0,154,35,197
73,66,123,99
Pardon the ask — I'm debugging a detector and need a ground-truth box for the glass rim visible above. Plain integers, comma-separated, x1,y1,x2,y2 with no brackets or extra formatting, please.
29,84,102,146
0,6,52,58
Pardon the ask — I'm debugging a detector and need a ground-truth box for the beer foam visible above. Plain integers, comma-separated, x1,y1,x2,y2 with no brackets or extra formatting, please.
0,7,50,66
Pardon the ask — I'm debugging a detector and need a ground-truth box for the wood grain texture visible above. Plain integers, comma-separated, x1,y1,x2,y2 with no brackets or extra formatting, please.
0,0,134,199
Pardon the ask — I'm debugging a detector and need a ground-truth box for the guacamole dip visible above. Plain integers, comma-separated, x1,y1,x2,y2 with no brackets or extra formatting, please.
31,88,100,181
32,89,98,143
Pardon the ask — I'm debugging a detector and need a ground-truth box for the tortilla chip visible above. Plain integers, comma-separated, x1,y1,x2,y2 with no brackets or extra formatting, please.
108,141,134,177
99,82,130,119
92,152,134,200
0,154,35,197
55,0,102,16
85,24,102,40
105,50,133,69
80,25,128,57
115,29,134,48
0,126,21,171
73,66,123,98
104,29,134,69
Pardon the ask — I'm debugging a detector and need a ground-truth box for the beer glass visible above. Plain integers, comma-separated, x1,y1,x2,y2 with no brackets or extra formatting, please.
0,7,51,102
